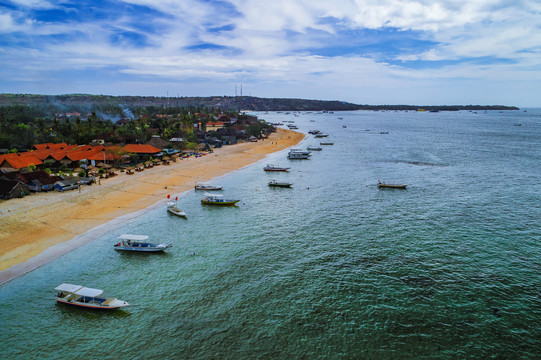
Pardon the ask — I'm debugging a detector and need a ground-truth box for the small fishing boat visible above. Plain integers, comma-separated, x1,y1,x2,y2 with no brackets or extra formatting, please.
264,164,290,172
320,142,334,145
167,201,187,218
377,181,407,189
314,133,329,138
307,146,322,151
308,130,321,134
268,179,293,188
287,152,310,159
201,193,240,206
114,234,172,252
55,283,130,310
195,182,223,191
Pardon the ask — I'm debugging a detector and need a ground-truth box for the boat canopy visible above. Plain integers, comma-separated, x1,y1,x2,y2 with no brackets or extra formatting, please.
55,283,83,293
203,193,223,198
75,287,104,298
118,234,149,241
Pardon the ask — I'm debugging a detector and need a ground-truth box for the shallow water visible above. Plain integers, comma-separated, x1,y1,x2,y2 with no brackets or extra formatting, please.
1,109,540,359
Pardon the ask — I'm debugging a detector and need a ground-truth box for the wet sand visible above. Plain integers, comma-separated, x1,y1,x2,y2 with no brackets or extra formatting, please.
0,128,304,285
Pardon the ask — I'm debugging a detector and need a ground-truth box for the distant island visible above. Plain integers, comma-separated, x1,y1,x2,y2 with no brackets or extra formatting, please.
0,94,519,112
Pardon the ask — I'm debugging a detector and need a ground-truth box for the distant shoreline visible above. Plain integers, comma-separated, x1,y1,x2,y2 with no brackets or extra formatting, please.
0,94,520,112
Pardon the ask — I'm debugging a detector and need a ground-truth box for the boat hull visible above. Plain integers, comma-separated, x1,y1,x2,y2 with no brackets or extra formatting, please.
167,208,187,218
269,183,292,188
264,168,290,172
55,299,128,310
378,184,408,189
201,200,240,206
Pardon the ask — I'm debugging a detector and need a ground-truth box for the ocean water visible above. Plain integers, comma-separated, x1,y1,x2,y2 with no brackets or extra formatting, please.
1,109,540,359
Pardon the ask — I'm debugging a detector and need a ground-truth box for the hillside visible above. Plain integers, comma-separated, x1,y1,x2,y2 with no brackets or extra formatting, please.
0,94,519,112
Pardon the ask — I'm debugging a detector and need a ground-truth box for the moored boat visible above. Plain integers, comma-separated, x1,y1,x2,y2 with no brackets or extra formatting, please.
264,164,290,172
55,283,129,310
201,193,240,206
167,201,187,218
377,180,407,189
195,182,223,191
307,146,322,151
320,142,334,145
268,179,293,188
114,234,172,252
314,133,329,137
287,152,310,159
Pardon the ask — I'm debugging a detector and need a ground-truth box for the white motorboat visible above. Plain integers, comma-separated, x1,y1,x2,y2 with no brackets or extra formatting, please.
264,164,290,172
268,179,293,188
195,182,223,191
201,193,240,206
55,283,129,310
167,201,187,218
114,234,171,252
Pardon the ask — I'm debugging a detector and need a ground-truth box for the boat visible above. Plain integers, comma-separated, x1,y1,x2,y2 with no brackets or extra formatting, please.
54,283,130,310
195,182,223,191
268,179,293,188
264,164,290,172
307,146,322,151
320,142,334,145
287,152,310,159
114,234,172,252
377,181,407,189
287,124,298,129
289,148,311,156
308,130,321,134
314,133,329,138
201,193,240,206
167,201,187,218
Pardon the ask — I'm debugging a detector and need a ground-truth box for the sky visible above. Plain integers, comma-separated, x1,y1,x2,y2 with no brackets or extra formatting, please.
1,0,540,106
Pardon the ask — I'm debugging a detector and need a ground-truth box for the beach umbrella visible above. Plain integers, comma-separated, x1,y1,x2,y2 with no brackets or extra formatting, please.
103,164,113,169
74,167,84,173
97,162,105,167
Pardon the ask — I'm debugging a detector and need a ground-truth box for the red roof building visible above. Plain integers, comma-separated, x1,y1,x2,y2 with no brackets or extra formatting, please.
122,144,162,154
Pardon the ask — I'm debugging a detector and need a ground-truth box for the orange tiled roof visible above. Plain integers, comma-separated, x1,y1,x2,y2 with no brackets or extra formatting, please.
122,144,161,154
0,153,43,169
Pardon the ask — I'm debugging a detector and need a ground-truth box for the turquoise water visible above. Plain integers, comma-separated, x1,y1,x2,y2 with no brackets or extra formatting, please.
1,110,540,359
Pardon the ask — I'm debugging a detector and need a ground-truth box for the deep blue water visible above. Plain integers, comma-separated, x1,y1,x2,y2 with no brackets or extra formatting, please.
1,109,540,359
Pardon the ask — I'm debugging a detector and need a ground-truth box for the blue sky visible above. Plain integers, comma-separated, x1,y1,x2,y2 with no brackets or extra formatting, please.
1,0,540,106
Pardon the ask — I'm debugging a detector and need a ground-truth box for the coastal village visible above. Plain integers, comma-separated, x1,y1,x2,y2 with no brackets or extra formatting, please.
0,109,275,200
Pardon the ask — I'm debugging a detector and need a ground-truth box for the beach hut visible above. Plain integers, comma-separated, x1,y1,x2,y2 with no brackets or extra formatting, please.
0,179,30,199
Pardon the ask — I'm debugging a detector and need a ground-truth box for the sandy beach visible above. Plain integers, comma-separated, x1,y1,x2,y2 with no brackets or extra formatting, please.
0,128,304,284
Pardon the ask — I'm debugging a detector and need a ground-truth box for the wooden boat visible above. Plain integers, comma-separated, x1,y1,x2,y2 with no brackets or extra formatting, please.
306,146,322,151
377,181,407,189
268,179,293,188
264,164,290,172
114,234,172,252
55,283,129,310
320,142,334,145
201,193,240,206
287,152,310,159
195,182,223,191
167,201,187,218
314,133,329,138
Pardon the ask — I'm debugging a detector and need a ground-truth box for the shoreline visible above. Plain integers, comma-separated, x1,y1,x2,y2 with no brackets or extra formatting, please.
0,128,305,285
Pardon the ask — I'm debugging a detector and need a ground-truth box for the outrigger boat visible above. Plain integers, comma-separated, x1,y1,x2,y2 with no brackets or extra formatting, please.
268,179,293,188
377,180,408,189
264,164,290,172
114,234,172,252
55,283,129,310
167,201,187,218
287,152,310,159
201,193,240,206
195,182,223,191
